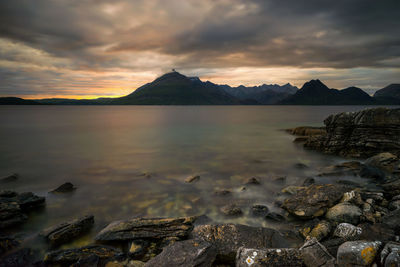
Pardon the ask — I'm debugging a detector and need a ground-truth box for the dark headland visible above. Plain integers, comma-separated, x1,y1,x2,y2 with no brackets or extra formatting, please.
1,107,400,266
1,72,400,105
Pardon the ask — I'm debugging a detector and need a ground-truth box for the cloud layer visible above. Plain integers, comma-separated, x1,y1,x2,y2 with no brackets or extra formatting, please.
0,0,399,98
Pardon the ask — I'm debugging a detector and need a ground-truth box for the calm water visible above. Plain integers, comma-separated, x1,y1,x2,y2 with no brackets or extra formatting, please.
0,105,386,249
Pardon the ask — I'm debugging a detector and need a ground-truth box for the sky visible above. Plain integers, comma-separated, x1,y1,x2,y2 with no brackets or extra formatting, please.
0,0,399,99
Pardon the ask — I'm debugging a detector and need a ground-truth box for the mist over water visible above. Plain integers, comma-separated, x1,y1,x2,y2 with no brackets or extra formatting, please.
0,105,382,249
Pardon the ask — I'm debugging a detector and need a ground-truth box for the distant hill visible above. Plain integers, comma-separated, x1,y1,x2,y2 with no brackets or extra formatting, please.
280,80,376,105
0,97,41,105
373,84,400,104
112,71,241,105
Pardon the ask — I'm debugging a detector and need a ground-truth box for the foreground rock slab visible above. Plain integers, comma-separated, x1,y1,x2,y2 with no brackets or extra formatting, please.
144,239,216,267
337,241,382,266
44,245,122,266
305,108,400,158
191,224,294,263
40,215,94,246
95,217,196,241
282,184,348,219
236,247,303,267
299,238,335,267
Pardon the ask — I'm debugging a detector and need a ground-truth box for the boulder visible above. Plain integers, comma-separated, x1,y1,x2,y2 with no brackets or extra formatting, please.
380,242,400,267
333,223,362,241
307,220,331,241
14,192,45,210
40,215,94,246
95,217,196,242
365,152,399,173
185,175,200,183
144,239,216,267
337,241,382,266
325,202,362,224
236,247,304,267
190,224,294,263
220,204,242,216
0,174,18,183
50,182,76,193
281,184,348,219
304,108,400,158
299,238,336,267
44,245,122,266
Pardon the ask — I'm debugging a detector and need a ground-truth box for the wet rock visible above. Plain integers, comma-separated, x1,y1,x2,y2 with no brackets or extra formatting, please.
299,219,320,239
144,239,216,267
236,247,304,267
15,192,45,210
243,177,261,185
44,245,122,266
321,238,346,257
337,179,362,187
337,241,382,266
0,248,35,267
302,177,315,186
214,189,231,196
185,175,200,183
325,202,362,224
40,215,94,246
299,238,335,267
0,191,17,198
251,204,269,217
304,108,400,158
358,223,396,242
105,259,145,267
264,212,286,222
307,220,331,241
220,204,242,216
389,199,400,211
381,209,400,232
319,161,362,176
95,217,196,242
190,224,293,263
365,152,399,173
0,174,18,183
0,235,20,255
282,184,348,219
333,223,362,241
281,185,306,195
272,176,286,184
50,182,76,193
294,136,309,143
287,126,326,136
380,242,400,267
294,163,308,169
341,190,363,205
360,165,386,180
383,179,400,198
0,201,27,228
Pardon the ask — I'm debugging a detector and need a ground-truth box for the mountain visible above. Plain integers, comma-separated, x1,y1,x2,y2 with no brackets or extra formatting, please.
0,97,41,105
221,83,298,103
280,80,376,105
112,71,241,105
373,84,400,104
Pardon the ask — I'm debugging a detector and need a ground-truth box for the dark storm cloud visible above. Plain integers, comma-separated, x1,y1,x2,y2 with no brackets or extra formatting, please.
0,0,399,97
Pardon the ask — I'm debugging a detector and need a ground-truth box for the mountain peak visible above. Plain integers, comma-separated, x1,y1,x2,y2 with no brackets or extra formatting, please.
300,79,330,91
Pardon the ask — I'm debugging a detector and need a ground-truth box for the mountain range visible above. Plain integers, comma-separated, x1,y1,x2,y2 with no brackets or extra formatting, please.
1,71,400,105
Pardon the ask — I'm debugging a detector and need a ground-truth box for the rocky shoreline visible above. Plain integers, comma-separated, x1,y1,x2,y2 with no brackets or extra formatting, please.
1,107,400,266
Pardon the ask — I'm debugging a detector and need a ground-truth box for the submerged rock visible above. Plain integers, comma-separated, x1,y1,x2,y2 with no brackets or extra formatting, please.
236,247,304,267
337,241,382,266
365,152,399,173
319,161,362,176
191,224,294,263
185,175,200,183
214,189,231,196
281,184,348,219
325,202,362,225
0,201,27,229
50,182,76,193
144,239,216,267
220,204,242,216
304,108,400,158
251,204,269,217
44,245,122,266
299,238,335,267
95,217,196,242
287,126,326,136
40,215,94,246
243,177,261,185
0,174,18,183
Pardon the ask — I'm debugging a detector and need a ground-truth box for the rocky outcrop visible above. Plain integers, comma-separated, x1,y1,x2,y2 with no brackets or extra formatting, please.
144,239,217,267
95,217,196,242
40,215,94,246
0,191,45,228
305,108,400,158
190,224,295,263
281,184,349,219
